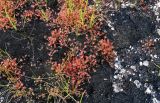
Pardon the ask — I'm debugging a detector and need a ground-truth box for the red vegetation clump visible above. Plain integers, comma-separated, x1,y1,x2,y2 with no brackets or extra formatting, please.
55,0,97,33
0,0,117,102
0,59,22,79
48,29,64,47
52,51,97,90
22,0,52,22
0,0,26,30
99,39,115,64
22,10,35,21
0,59,24,89
47,0,116,92
0,59,33,97
142,38,155,51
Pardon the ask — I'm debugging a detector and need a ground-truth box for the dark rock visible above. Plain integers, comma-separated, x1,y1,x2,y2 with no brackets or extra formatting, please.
108,8,156,50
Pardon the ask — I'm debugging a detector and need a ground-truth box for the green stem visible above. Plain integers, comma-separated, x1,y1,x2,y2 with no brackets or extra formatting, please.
4,8,17,30
79,91,85,103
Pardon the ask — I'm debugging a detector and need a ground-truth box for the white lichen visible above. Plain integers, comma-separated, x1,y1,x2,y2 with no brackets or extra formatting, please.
133,80,142,88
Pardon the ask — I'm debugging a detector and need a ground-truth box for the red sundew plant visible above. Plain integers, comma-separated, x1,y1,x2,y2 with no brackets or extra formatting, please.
0,0,27,30
22,10,35,22
46,2,116,101
23,8,52,22
22,0,53,22
0,59,22,80
0,59,32,98
48,28,63,47
52,51,97,92
54,0,97,33
99,39,115,64
35,8,52,22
